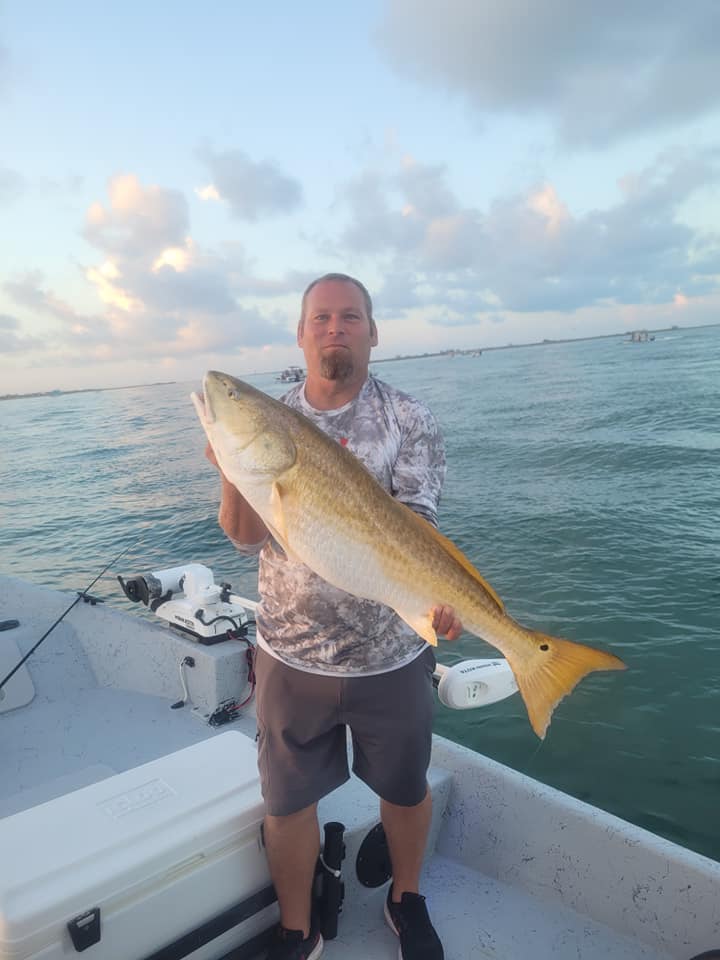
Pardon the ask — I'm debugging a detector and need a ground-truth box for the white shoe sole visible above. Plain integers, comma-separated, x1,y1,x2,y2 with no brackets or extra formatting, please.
308,933,324,960
383,899,403,959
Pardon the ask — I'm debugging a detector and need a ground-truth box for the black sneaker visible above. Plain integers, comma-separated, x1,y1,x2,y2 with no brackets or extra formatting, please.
384,885,444,960
265,924,323,960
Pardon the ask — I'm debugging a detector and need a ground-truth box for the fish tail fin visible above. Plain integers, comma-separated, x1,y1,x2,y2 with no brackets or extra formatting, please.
505,633,626,740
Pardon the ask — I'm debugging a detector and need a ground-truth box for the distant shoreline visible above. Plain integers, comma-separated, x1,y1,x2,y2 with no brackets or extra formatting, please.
370,321,718,365
0,381,177,402
3,321,718,401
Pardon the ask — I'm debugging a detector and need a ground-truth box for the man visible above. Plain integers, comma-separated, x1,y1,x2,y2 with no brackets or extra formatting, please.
208,274,461,960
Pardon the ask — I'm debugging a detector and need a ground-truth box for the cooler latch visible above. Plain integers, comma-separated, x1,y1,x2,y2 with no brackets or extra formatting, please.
67,907,101,951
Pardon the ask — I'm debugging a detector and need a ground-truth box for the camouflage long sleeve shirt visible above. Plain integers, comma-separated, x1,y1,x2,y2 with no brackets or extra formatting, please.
249,375,447,675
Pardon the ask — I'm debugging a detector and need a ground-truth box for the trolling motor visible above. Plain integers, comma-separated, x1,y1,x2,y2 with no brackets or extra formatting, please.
118,564,256,645
434,659,518,709
118,562,519,707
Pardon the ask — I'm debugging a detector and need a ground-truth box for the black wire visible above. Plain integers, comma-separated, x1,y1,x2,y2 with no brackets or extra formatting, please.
195,612,242,630
0,538,141,693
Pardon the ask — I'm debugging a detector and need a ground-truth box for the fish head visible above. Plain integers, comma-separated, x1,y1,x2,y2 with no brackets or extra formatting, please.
192,371,297,483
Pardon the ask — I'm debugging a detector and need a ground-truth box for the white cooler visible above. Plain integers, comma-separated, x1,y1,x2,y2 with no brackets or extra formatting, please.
0,732,276,960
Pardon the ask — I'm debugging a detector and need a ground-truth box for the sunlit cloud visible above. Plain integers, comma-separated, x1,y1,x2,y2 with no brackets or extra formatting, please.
195,184,220,201
152,241,194,273
86,261,142,312
333,149,720,314
527,184,570,234
84,174,189,258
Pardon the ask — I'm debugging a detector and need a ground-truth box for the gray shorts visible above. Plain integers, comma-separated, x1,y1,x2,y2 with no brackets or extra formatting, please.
255,646,436,816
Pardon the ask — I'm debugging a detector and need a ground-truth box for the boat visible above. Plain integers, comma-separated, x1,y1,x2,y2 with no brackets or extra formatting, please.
275,366,305,383
624,331,656,343
1,565,718,960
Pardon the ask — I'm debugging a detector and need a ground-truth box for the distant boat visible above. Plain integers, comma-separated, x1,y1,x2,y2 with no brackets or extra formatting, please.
276,366,305,382
624,330,655,343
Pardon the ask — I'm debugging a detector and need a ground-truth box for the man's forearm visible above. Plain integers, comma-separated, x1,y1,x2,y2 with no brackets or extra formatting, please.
218,476,268,548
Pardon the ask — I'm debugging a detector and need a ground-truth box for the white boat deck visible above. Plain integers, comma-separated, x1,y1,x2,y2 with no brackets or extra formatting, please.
321,856,671,960
1,576,718,960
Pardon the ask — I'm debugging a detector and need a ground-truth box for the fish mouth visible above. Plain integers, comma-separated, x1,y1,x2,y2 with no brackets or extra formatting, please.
190,374,215,426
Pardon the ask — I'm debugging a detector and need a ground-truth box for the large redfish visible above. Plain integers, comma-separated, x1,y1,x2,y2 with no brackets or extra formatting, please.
192,371,625,738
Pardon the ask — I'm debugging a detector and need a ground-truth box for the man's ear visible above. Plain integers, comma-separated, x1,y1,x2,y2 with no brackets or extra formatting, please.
370,319,378,347
297,320,304,347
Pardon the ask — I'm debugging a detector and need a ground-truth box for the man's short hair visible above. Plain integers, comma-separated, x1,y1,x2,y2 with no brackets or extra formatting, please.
300,273,375,334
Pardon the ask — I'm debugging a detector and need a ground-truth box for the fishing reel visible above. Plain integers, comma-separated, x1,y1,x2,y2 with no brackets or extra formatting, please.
118,563,256,645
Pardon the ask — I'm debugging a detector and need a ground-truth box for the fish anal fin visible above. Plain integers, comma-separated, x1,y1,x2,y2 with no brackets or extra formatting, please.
398,610,438,647
506,633,626,739
408,510,505,615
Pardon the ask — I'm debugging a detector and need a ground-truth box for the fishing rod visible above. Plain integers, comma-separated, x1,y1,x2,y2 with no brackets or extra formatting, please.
0,539,141,694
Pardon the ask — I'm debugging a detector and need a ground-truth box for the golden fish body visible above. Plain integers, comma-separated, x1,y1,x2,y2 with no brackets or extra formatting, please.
192,371,625,738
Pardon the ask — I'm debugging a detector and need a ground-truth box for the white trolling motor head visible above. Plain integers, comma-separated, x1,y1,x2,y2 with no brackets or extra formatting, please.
118,563,256,644
434,658,518,709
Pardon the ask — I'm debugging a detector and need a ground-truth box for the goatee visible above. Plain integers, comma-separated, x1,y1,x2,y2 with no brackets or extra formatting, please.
320,351,354,381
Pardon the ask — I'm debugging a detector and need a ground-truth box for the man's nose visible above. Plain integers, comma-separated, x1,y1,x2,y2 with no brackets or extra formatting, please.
327,314,347,335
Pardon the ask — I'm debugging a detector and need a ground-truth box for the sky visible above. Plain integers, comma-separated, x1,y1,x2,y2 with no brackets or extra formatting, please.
1,0,719,394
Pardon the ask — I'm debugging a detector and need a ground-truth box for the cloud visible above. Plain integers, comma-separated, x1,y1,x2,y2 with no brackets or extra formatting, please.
84,174,189,258
75,175,298,363
332,148,720,315
1,170,301,374
4,271,89,323
0,167,24,204
377,0,720,145
197,146,303,220
0,313,43,355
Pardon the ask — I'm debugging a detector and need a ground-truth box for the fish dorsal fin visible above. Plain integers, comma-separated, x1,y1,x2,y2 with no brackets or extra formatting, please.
413,511,505,615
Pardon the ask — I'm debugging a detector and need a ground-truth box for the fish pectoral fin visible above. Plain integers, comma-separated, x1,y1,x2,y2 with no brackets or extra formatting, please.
506,632,626,740
399,610,438,647
268,482,301,562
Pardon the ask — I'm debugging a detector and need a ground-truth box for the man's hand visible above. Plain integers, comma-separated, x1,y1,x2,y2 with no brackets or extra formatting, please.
432,605,463,641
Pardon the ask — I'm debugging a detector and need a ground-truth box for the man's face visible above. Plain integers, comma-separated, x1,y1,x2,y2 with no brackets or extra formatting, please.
298,280,378,382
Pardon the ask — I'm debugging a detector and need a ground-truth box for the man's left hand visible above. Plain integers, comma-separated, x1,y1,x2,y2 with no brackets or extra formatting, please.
431,605,463,641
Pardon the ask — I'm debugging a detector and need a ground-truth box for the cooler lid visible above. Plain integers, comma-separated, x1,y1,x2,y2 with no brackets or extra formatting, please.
0,731,264,952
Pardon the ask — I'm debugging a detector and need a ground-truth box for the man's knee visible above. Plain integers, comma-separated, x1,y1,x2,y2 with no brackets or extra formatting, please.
265,800,318,832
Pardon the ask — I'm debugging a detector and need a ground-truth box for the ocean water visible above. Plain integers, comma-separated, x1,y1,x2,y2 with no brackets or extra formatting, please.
1,326,718,862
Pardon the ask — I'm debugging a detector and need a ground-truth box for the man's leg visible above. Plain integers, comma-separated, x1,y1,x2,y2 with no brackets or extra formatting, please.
381,786,432,900
264,803,320,938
